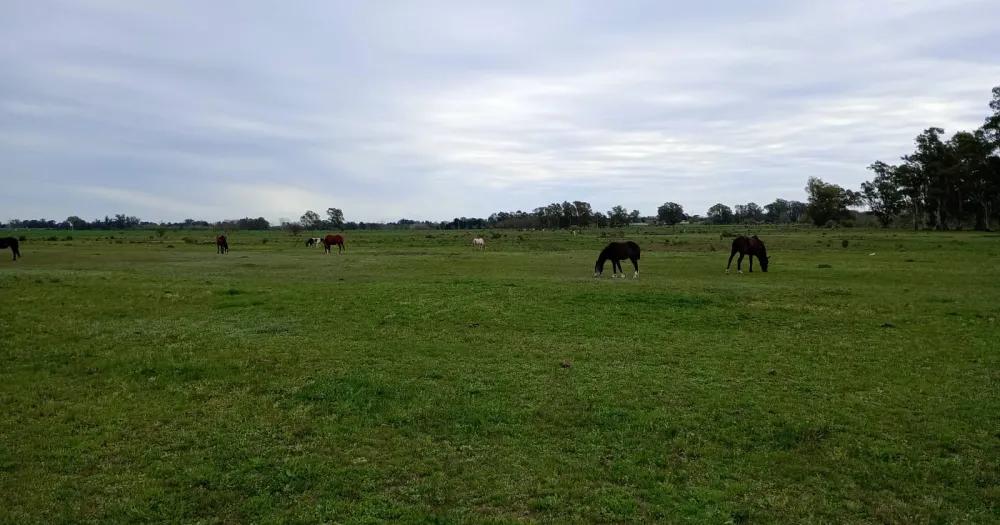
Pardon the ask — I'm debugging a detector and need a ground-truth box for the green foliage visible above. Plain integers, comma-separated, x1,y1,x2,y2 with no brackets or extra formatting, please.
805,177,860,226
707,203,734,224
657,202,686,225
864,86,1000,230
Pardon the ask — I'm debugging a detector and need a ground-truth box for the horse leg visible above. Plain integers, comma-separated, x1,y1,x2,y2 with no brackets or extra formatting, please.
615,260,623,278
749,256,754,273
631,257,639,279
737,253,744,274
726,249,737,273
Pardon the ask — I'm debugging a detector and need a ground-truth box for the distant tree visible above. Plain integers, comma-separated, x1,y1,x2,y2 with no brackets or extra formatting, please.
594,211,609,228
805,177,860,226
706,203,734,225
237,217,270,230
628,209,642,223
983,86,1000,149
905,127,952,229
763,199,788,223
282,221,304,236
607,205,629,227
326,208,345,229
948,130,996,230
657,202,685,225
573,201,593,227
65,216,87,229
734,202,764,223
787,201,808,223
300,210,322,229
862,161,906,227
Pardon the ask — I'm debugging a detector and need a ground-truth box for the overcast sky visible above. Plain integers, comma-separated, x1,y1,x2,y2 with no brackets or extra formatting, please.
2,1,998,223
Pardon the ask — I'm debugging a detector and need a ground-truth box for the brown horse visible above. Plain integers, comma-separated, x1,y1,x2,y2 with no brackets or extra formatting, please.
594,241,640,279
323,234,345,254
0,237,21,261
726,235,768,273
216,235,229,254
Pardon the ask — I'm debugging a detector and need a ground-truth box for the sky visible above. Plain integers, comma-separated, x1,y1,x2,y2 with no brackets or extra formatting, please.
2,0,999,224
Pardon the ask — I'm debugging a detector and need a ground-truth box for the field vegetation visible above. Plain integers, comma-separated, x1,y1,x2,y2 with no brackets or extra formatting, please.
1,227,998,523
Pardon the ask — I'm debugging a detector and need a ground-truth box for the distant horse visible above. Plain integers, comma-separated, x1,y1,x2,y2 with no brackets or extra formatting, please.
323,234,345,254
0,237,21,261
594,241,640,279
472,237,485,250
306,237,322,247
726,235,769,273
216,235,229,254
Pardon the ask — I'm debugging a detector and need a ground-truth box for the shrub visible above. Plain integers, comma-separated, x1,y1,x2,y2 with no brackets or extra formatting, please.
18,235,26,241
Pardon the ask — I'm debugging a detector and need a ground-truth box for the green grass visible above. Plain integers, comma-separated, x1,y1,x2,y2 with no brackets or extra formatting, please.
1,227,998,523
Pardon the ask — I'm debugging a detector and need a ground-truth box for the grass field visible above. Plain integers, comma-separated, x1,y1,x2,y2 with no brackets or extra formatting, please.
1,227,998,523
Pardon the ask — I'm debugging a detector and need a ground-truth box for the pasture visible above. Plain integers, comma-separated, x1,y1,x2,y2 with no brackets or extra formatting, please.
1,227,998,523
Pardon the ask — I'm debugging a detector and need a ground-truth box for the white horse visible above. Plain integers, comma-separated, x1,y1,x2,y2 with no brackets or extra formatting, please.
472,237,486,250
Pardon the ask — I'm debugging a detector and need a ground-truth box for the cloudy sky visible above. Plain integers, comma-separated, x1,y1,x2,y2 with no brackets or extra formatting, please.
2,0,998,223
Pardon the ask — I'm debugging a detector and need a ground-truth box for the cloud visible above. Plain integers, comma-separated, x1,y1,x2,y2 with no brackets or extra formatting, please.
1,0,998,222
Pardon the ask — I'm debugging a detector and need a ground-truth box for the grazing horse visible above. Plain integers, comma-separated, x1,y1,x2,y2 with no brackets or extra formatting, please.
726,235,769,273
306,237,322,247
472,237,485,250
594,241,640,279
323,234,345,254
0,237,21,261
216,235,229,254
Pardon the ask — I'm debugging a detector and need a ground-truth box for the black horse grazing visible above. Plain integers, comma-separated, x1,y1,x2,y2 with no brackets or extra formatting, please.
0,237,21,261
594,241,640,279
726,235,769,273
216,235,229,254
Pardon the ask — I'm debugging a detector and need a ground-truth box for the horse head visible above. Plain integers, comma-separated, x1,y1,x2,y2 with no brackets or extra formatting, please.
594,255,606,277
760,255,770,272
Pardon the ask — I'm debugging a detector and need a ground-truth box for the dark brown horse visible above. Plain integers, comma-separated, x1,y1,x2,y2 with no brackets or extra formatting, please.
216,235,229,254
0,237,21,261
323,234,345,254
726,235,768,273
594,241,640,279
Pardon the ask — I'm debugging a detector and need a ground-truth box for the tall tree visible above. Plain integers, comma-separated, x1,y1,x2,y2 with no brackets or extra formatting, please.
608,205,629,227
862,161,906,227
657,202,685,225
326,208,345,229
300,210,321,229
734,202,764,223
905,127,953,229
65,216,87,229
805,177,859,226
573,201,593,227
706,203,734,225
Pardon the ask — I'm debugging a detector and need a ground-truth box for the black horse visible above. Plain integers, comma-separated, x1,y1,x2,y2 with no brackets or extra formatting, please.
594,241,640,279
0,237,21,261
726,235,769,273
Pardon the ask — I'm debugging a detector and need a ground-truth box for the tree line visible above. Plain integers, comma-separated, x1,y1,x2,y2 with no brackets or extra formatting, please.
859,86,1000,230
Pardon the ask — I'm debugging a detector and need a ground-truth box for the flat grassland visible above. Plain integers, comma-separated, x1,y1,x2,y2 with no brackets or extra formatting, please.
1,227,998,523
